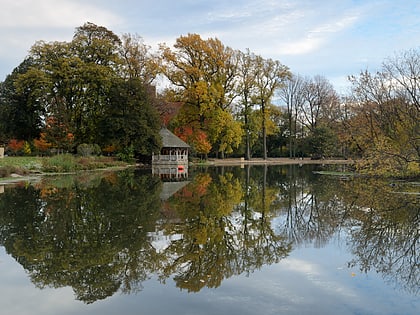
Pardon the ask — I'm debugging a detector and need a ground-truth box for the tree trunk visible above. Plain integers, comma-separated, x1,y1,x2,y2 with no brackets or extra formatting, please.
245,112,251,160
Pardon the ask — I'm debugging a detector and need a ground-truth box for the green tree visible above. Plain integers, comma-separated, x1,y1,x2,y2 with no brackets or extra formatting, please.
0,58,48,141
100,78,162,157
1,22,162,156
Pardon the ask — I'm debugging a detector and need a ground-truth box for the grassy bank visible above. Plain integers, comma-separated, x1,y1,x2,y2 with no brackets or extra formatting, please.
0,155,130,179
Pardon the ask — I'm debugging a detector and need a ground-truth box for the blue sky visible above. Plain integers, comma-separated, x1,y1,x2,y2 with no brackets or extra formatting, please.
1,0,420,92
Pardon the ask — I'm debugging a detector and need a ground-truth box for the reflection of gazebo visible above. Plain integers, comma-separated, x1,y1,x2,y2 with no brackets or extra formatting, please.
152,128,189,165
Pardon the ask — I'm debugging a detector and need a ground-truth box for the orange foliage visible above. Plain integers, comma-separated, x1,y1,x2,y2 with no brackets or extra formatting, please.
7,139,24,155
33,133,52,152
192,131,211,155
103,144,117,154
175,126,211,155
174,126,193,143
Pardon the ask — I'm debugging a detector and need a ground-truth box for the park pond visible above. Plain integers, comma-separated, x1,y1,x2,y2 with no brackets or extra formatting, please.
0,164,418,315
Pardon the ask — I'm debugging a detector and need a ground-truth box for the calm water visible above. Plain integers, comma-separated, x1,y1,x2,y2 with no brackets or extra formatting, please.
0,164,418,315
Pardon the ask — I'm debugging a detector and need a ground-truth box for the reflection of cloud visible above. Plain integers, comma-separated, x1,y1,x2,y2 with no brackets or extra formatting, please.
0,248,76,315
280,257,319,274
279,258,357,298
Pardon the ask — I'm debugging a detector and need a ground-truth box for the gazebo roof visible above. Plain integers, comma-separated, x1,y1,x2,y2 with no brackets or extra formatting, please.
160,128,190,148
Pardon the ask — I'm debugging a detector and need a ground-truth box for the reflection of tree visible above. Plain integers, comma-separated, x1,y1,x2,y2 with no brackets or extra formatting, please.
0,165,418,301
271,165,418,295
160,170,291,292
343,178,419,295
275,165,348,247
0,170,163,303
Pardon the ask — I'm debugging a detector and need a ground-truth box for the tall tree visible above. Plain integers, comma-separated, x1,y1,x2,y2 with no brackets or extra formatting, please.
119,33,160,84
278,74,305,158
99,77,161,157
237,49,257,160
71,22,122,144
1,22,162,156
300,75,339,132
160,34,242,157
253,56,289,159
0,58,49,141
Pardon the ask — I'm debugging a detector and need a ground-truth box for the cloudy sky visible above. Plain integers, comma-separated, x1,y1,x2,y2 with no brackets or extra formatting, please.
1,0,420,92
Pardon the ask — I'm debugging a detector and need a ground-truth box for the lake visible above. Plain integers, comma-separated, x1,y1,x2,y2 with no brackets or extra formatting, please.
0,164,418,315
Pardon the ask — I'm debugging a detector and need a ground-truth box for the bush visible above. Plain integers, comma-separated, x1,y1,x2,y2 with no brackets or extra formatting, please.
42,154,78,173
77,143,101,157
117,145,135,163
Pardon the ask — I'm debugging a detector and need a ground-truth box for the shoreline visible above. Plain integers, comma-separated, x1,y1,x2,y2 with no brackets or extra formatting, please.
203,157,354,166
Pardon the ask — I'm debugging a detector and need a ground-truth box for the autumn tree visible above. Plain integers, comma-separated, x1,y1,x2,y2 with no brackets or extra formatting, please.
252,55,290,159
160,34,242,157
119,33,160,83
7,139,24,155
347,49,420,176
237,49,257,160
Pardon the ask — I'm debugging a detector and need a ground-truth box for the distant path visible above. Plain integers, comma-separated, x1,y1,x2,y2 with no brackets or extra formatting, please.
207,157,354,166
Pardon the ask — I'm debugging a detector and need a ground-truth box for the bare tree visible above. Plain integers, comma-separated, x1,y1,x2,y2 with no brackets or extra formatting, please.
300,75,339,132
278,74,305,158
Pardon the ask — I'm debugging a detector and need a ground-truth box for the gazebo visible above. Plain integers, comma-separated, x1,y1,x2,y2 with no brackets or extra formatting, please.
152,127,190,165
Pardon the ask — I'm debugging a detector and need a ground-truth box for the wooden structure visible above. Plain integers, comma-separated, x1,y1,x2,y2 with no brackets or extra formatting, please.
152,128,189,165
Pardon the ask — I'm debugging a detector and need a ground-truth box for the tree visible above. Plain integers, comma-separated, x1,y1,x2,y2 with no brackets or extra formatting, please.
160,34,242,156
253,56,290,159
300,75,339,132
278,74,305,158
0,58,48,141
1,22,162,157
100,78,162,157
119,33,160,83
237,49,257,160
347,49,420,176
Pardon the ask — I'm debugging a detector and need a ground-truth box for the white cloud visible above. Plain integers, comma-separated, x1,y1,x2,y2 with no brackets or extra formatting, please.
0,0,123,79
0,0,121,28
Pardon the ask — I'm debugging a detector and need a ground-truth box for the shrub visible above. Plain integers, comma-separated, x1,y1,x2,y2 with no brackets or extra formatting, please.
7,139,24,156
23,141,32,156
77,143,101,157
42,154,78,173
117,145,135,163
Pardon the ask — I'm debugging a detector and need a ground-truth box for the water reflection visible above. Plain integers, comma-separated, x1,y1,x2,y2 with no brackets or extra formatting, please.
0,165,418,304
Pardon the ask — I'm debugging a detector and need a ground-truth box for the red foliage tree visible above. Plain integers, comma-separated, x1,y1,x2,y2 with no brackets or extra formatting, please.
7,139,24,155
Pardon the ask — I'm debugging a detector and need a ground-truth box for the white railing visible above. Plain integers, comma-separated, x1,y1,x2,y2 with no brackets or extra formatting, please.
152,154,188,163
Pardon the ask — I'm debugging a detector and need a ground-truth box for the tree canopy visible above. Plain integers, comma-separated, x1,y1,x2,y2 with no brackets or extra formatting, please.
0,22,418,176
0,22,161,158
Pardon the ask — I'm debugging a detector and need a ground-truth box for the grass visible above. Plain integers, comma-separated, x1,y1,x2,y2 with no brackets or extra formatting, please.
0,155,130,179
0,156,43,176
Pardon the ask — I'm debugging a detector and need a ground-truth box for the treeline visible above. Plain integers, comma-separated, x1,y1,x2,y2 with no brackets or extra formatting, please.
0,22,418,176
